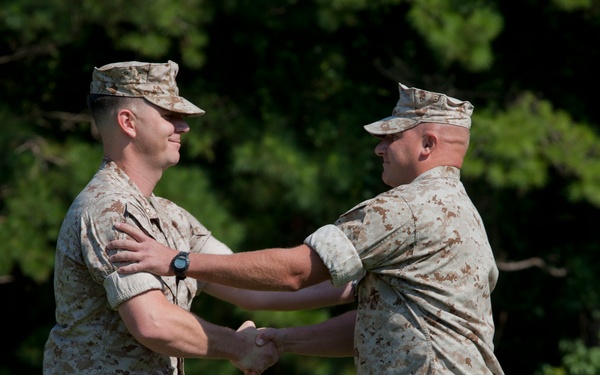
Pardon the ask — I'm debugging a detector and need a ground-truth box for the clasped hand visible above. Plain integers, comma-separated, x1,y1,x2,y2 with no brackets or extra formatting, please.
233,321,283,375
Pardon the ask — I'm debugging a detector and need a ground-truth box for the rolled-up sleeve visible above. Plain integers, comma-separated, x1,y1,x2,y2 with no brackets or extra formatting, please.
304,224,366,287
104,272,163,310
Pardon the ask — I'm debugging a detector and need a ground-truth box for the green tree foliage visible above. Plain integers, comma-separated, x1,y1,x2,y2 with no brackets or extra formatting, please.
467,92,600,206
408,0,503,71
537,337,600,375
1,0,600,374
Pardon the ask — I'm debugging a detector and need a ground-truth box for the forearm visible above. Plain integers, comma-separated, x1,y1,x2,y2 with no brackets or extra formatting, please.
108,223,331,291
265,310,356,357
119,291,247,360
245,281,355,311
157,311,239,359
112,245,319,291
189,245,330,291
205,281,356,311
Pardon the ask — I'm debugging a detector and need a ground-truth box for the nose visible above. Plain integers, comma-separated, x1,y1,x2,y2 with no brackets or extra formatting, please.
175,119,190,134
374,138,389,156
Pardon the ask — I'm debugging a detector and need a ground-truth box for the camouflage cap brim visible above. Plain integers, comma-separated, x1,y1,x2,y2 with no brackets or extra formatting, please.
90,60,205,117
144,96,205,117
364,116,420,136
363,82,473,136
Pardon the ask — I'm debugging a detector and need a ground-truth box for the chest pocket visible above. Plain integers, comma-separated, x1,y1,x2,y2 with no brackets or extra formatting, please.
125,204,199,309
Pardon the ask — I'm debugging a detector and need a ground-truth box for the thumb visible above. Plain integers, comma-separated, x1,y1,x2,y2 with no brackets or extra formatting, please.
255,328,276,346
237,320,256,332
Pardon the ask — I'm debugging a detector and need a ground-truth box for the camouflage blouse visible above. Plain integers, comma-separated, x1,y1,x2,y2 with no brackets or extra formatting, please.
305,166,504,375
43,159,231,374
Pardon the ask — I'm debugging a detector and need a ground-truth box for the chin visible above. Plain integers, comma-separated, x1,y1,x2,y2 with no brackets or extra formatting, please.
382,175,400,188
167,155,181,166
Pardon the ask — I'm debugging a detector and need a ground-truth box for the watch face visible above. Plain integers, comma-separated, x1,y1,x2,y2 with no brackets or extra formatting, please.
174,257,186,269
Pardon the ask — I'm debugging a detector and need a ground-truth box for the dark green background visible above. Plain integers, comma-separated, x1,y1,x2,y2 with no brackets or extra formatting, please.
1,0,599,374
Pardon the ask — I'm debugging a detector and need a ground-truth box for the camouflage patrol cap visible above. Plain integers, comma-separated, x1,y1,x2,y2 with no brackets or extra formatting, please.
364,82,473,135
90,60,205,117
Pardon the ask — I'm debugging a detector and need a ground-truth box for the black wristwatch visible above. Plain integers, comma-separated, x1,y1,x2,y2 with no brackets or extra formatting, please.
171,251,190,280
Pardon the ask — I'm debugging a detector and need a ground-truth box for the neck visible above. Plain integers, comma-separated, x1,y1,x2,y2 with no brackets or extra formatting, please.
111,158,161,197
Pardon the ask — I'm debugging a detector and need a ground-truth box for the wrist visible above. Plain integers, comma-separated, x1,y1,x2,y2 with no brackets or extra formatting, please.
171,251,190,280
275,327,290,354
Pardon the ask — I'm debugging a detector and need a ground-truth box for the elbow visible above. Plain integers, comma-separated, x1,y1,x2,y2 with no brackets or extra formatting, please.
132,325,163,343
132,329,172,353
282,257,329,291
281,274,309,292
126,315,169,349
286,281,304,292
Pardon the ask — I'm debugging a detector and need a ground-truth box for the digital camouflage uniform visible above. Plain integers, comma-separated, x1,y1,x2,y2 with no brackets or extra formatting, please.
306,166,502,374
43,160,231,374
44,61,214,374
305,83,504,374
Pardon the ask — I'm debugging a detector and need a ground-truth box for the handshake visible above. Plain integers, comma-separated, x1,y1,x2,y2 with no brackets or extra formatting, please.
231,320,283,375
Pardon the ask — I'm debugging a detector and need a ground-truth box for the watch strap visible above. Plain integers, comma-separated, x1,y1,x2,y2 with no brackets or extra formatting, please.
172,251,189,280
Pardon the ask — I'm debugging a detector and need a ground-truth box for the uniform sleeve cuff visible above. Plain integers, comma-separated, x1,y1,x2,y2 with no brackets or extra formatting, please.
304,224,366,287
104,271,163,310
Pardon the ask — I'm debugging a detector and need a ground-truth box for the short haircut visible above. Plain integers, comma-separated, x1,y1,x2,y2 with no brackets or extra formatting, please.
87,94,143,125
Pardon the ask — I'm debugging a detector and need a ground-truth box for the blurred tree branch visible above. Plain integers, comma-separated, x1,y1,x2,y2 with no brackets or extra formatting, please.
0,43,56,64
497,257,568,277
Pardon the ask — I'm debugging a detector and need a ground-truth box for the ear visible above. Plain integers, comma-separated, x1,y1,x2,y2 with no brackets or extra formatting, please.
117,109,137,138
422,133,438,155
